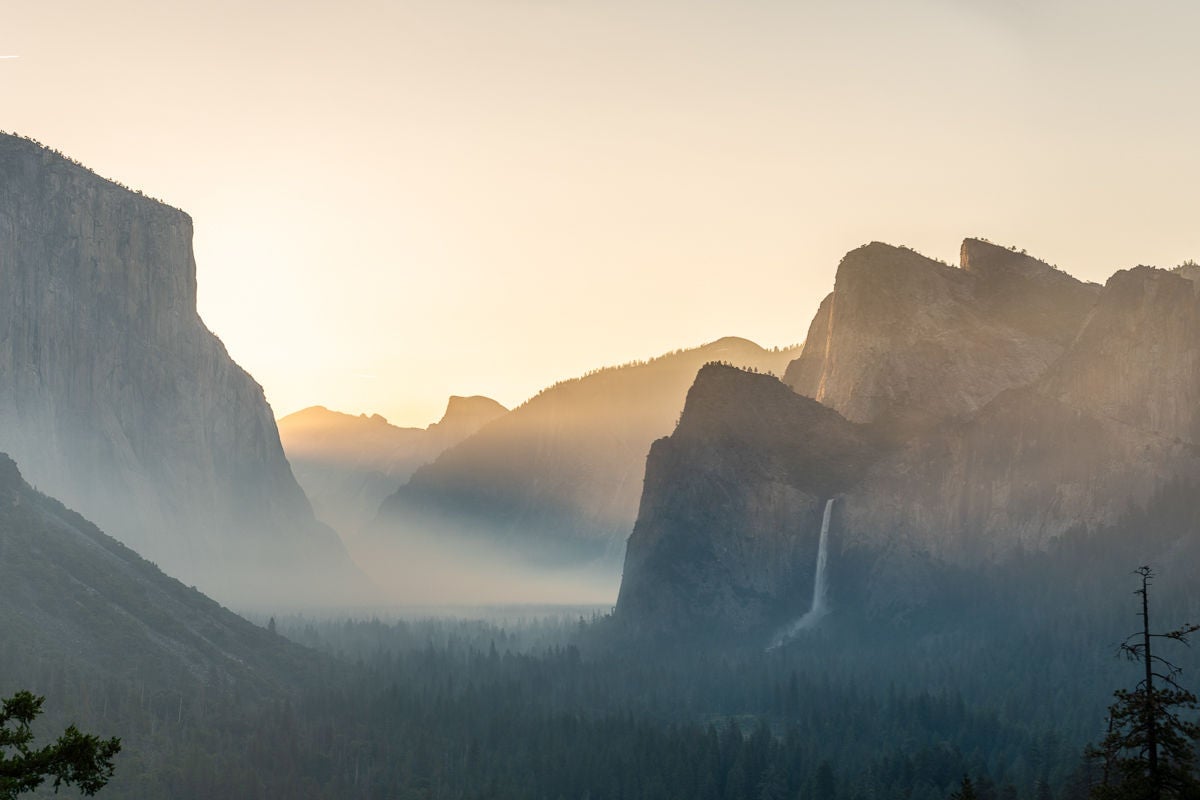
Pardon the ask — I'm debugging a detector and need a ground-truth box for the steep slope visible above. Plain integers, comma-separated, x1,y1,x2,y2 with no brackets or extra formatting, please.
361,337,799,603
784,239,1099,435
1042,266,1200,440
278,396,507,538
840,265,1200,569
618,242,1199,640
615,365,879,638
0,453,303,692
0,134,363,607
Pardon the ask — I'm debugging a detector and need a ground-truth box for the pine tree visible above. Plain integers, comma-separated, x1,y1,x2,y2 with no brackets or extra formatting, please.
0,691,121,798
1088,567,1200,800
951,775,980,800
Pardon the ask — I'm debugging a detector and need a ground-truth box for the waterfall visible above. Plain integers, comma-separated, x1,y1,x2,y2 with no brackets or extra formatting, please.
768,497,835,649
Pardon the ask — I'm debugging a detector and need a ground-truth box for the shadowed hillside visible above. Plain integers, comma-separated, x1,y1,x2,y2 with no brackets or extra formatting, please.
360,337,800,604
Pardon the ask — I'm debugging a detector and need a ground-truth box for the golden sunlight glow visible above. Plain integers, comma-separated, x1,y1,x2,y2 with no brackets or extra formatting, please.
4,0,1198,424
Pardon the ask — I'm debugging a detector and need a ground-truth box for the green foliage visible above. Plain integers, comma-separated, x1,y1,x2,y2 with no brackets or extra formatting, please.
0,690,120,798
5,453,1200,798
1090,687,1200,799
1086,568,1200,800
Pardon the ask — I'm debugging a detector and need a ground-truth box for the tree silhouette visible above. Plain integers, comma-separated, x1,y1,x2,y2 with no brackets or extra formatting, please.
0,691,121,798
1088,567,1200,800
950,775,980,800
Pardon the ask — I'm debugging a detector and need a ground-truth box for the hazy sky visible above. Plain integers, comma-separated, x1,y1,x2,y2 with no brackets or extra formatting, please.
3,1,1198,426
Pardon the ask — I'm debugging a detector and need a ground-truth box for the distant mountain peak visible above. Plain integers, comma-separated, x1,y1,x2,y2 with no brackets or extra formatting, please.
434,395,508,430
703,335,763,350
278,394,506,540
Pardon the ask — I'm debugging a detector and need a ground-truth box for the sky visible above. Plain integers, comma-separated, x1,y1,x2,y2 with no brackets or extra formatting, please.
3,0,1198,426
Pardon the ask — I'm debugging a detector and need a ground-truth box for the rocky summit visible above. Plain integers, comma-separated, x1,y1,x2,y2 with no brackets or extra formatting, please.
616,364,878,638
618,240,1200,639
784,239,1099,437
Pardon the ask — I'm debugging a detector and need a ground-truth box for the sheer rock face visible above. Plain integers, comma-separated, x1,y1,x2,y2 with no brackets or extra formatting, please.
0,135,363,607
958,238,1100,346
615,365,878,637
784,240,1099,435
841,265,1200,569
619,242,1200,638
1043,267,1200,443
278,396,507,539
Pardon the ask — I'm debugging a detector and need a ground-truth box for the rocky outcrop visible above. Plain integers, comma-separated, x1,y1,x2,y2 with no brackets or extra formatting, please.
0,134,364,607
278,395,507,538
426,395,509,447
360,337,800,603
784,240,1099,436
959,238,1100,346
840,265,1200,566
1043,267,1200,442
619,242,1199,639
616,365,879,637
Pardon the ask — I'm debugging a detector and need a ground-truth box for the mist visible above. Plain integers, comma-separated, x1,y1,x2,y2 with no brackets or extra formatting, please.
348,514,621,607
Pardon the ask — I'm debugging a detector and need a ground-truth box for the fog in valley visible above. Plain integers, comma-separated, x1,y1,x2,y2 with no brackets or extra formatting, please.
3,2,1200,798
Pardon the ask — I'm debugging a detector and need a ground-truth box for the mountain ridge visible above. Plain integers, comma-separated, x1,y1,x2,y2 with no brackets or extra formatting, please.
359,336,800,604
617,239,1198,639
278,395,507,539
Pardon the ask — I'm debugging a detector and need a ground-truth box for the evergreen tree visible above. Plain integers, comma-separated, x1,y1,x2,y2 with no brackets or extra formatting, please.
0,691,121,798
1088,567,1200,800
951,775,980,800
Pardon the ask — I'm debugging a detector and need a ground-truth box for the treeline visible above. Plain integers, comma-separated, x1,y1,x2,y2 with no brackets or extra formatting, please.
0,130,183,211
7,484,1200,798
5,587,1189,799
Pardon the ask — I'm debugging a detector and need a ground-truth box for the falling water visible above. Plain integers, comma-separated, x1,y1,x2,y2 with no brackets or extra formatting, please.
768,497,835,649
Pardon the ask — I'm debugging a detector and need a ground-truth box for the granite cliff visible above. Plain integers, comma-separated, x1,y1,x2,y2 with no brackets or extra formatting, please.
0,135,364,606
618,241,1200,639
616,365,878,637
839,264,1200,571
784,239,1099,435
278,395,507,539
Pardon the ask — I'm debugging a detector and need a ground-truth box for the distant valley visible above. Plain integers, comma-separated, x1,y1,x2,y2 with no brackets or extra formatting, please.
278,395,507,540
347,337,799,604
